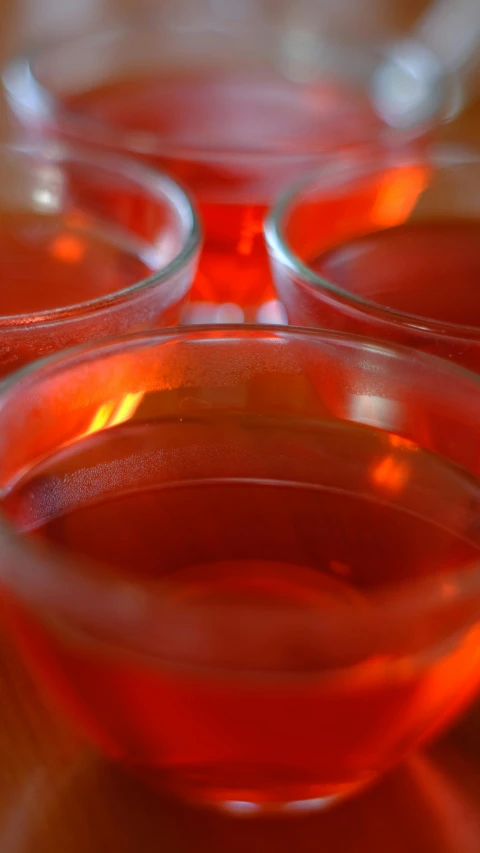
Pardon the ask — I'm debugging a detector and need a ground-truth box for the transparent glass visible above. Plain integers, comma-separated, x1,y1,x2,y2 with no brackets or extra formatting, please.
265,145,480,372
0,140,200,376
3,19,452,321
0,326,480,814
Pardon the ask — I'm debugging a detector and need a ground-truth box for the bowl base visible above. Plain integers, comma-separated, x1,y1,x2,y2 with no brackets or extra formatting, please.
127,762,372,817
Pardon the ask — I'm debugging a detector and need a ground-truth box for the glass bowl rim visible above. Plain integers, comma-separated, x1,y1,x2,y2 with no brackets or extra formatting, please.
1,323,480,676
264,143,480,338
0,139,201,331
2,24,456,163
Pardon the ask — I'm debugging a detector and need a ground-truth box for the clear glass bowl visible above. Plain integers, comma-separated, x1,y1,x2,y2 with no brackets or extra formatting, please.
0,140,200,376
265,144,480,372
0,325,479,813
2,21,452,320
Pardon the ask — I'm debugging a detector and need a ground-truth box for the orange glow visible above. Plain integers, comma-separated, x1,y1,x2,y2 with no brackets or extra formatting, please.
50,233,86,264
371,166,428,229
108,392,145,428
236,207,264,256
372,454,410,493
389,434,418,450
85,400,118,436
82,392,145,438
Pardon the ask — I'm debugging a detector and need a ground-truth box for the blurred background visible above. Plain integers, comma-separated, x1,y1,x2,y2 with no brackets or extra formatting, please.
6,0,432,41
5,0,480,143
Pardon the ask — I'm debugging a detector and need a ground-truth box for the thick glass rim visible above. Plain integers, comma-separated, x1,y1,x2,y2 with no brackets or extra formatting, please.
264,143,480,338
0,324,480,675
0,140,201,332
3,24,455,163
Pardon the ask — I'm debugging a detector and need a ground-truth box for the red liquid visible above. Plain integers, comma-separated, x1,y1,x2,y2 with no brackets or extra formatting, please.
0,209,189,375
63,71,382,318
314,219,480,326
0,210,152,316
274,211,480,371
3,407,480,809
283,218,480,371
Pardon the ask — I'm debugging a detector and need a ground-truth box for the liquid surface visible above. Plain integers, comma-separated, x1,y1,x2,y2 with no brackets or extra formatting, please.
66,71,379,161
312,219,480,327
4,413,480,808
0,211,154,316
63,71,381,315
